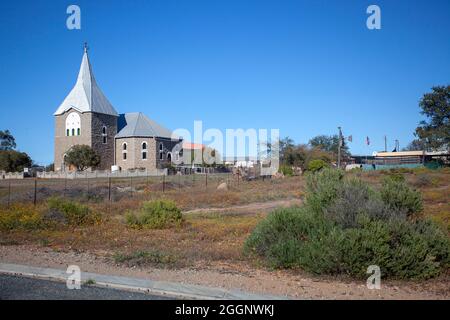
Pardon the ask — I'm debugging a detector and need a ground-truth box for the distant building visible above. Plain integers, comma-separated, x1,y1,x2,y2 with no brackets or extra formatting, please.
54,45,182,172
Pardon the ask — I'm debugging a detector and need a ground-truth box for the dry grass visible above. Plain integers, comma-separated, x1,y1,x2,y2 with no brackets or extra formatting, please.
0,170,448,269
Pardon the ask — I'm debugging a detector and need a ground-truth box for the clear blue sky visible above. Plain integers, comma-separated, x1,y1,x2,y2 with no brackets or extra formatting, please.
1,0,449,165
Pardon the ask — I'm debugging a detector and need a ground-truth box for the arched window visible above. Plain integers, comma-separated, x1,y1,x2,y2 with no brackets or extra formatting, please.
141,141,148,160
159,142,163,160
77,128,80,136
65,112,81,137
122,142,127,161
102,126,107,144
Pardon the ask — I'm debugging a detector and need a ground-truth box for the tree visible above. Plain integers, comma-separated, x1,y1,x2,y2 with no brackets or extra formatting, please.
0,150,32,172
64,145,101,171
403,139,428,151
415,85,450,151
0,130,17,150
309,134,350,157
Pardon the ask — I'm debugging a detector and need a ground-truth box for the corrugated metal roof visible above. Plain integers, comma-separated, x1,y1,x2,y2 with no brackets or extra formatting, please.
54,49,118,117
116,112,176,139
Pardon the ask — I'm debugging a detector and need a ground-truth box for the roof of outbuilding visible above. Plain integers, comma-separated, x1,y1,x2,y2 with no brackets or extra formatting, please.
116,112,176,139
54,47,118,117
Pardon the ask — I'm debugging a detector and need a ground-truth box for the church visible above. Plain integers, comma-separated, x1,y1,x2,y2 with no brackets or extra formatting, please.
54,45,182,172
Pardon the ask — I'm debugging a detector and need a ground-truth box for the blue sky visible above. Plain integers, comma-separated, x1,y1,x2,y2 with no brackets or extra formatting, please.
0,0,449,165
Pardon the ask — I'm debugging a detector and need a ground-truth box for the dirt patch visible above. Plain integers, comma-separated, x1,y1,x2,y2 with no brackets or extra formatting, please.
0,245,448,299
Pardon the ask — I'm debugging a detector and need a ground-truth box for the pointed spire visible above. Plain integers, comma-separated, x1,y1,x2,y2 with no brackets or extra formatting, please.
54,44,118,117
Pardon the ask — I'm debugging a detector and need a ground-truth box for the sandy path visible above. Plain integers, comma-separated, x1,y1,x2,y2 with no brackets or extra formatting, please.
183,199,302,215
0,245,448,300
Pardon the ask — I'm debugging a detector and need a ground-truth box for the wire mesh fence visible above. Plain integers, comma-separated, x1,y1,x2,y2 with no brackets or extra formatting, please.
0,173,253,207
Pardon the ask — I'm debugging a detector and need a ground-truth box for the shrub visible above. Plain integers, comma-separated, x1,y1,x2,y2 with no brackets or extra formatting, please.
47,197,100,226
307,159,327,172
305,167,344,213
126,200,183,229
380,179,423,216
245,168,448,279
0,205,46,231
279,165,294,176
324,179,405,228
245,207,450,279
244,206,335,269
413,173,432,187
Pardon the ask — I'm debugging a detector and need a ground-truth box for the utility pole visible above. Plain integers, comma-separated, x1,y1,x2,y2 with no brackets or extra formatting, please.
337,127,343,169
384,135,387,152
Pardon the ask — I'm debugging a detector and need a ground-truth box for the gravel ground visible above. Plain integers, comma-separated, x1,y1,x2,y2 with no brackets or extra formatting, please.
0,274,170,300
1,245,449,300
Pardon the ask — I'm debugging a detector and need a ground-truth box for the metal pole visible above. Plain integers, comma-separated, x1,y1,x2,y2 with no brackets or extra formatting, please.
205,172,208,188
162,175,165,192
384,135,387,152
33,178,37,206
8,180,11,208
337,126,342,169
130,176,133,197
108,176,112,201
64,177,67,198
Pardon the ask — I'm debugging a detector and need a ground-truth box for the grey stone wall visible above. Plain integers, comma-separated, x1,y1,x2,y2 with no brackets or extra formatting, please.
54,110,117,171
115,137,157,170
90,113,118,170
155,138,183,169
54,110,92,171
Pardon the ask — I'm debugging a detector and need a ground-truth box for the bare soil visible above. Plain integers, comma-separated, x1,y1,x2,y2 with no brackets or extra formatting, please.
1,245,448,300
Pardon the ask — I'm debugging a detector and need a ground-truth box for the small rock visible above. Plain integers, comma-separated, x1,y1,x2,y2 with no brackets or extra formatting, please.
217,182,228,191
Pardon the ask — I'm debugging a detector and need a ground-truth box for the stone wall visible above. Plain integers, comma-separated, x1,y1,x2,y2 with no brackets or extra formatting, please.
155,137,183,169
115,137,157,171
54,110,92,171
90,112,118,170
54,110,117,171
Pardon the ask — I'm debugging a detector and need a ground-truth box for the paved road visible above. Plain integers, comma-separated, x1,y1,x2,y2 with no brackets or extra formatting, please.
0,274,171,300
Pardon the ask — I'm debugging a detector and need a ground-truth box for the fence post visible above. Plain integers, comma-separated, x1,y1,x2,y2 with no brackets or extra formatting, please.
205,172,208,189
130,176,133,197
108,176,112,201
64,175,67,198
33,178,37,206
162,175,165,192
8,180,11,208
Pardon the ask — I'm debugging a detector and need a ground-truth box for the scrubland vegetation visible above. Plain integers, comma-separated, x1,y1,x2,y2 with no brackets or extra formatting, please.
0,168,448,282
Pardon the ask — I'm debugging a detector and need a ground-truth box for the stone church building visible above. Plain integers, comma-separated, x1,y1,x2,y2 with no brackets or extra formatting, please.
54,46,182,172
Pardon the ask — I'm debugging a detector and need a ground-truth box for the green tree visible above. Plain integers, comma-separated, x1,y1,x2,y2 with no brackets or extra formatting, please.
64,145,101,171
0,150,32,172
0,130,17,151
309,134,350,157
403,139,428,151
415,85,450,151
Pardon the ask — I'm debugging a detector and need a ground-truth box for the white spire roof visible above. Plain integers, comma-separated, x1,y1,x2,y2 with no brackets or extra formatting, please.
54,46,118,116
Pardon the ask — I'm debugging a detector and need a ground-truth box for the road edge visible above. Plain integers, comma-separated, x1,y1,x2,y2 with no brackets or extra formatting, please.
0,263,287,300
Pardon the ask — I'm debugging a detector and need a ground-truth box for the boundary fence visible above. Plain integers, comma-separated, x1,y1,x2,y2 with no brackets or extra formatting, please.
0,172,258,207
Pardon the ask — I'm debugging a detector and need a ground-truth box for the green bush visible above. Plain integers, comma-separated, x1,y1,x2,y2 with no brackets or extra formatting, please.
380,178,423,216
47,197,100,226
307,159,327,172
305,168,344,213
245,168,449,280
279,165,294,176
324,179,405,228
0,205,46,231
126,200,183,229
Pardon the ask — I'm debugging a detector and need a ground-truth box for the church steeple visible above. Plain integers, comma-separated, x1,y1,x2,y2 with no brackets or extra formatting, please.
54,44,118,117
